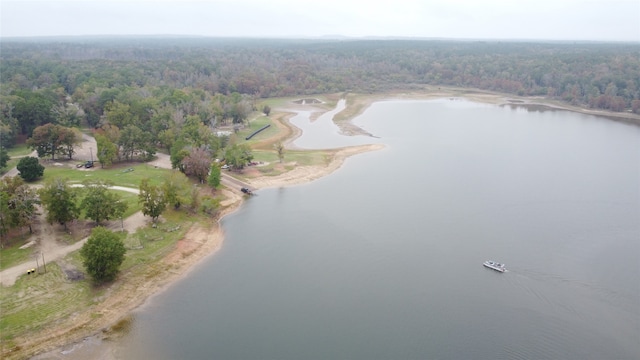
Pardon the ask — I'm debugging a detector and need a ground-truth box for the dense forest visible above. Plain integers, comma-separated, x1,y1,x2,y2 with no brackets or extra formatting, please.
1,37,639,152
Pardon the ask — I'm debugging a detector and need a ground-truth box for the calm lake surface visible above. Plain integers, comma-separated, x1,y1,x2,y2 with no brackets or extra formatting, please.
120,99,640,359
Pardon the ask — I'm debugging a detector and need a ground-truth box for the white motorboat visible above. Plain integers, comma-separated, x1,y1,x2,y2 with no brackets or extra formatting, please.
483,260,506,272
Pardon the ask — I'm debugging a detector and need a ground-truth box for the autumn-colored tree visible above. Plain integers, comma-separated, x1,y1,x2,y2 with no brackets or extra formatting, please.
27,123,79,160
182,147,212,183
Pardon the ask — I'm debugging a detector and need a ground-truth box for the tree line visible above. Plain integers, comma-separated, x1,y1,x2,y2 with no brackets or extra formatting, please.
2,38,639,119
2,38,639,169
0,166,224,248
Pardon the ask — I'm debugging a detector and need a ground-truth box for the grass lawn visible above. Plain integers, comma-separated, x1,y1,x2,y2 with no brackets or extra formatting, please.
0,237,33,271
237,116,280,145
5,144,33,157
39,163,173,188
0,262,94,343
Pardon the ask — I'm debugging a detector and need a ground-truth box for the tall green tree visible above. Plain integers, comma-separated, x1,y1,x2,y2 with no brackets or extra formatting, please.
8,183,39,234
117,124,143,161
0,100,19,147
224,143,253,170
0,147,9,169
104,101,137,129
162,171,191,209
170,139,190,171
80,179,127,224
53,103,83,128
39,178,79,229
95,134,117,168
16,156,44,182
0,191,10,245
138,178,166,223
80,227,126,283
0,177,23,244
207,163,221,189
12,90,56,136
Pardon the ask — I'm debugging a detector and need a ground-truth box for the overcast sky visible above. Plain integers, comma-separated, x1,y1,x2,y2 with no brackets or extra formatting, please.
1,0,639,41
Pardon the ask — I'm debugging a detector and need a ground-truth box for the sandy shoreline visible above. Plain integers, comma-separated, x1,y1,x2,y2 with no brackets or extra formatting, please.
15,89,640,359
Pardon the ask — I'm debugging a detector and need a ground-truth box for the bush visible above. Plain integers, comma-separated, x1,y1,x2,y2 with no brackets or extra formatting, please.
16,156,44,182
80,227,126,283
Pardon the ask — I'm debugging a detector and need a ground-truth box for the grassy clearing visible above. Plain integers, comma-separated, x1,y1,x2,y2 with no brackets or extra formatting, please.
121,210,191,271
0,159,18,176
39,163,172,188
0,262,93,342
236,116,280,145
232,148,331,180
75,189,141,221
0,237,33,271
6,144,32,157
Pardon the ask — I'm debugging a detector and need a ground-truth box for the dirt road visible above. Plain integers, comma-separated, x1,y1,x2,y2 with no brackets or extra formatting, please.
0,191,147,286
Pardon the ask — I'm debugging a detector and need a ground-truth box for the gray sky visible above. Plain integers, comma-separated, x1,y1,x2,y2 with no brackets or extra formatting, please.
1,0,639,41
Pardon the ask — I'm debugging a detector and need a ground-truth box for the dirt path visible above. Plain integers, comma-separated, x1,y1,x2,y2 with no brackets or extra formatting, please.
0,198,148,287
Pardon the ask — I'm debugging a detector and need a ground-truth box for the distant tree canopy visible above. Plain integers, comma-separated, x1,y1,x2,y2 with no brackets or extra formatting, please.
1,38,639,149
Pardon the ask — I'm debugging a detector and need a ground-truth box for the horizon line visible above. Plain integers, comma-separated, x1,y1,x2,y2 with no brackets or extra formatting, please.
2,34,638,44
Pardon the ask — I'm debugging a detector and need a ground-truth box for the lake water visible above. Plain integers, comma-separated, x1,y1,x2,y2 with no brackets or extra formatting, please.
119,99,640,359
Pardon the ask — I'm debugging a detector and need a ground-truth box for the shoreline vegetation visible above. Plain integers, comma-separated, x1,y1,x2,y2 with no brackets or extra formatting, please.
3,88,639,359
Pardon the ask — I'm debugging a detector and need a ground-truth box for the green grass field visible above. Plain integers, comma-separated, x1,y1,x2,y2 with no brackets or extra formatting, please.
39,163,172,188
6,143,33,157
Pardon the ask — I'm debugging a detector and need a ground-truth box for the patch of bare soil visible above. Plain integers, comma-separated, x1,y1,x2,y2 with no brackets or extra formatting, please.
246,144,385,189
